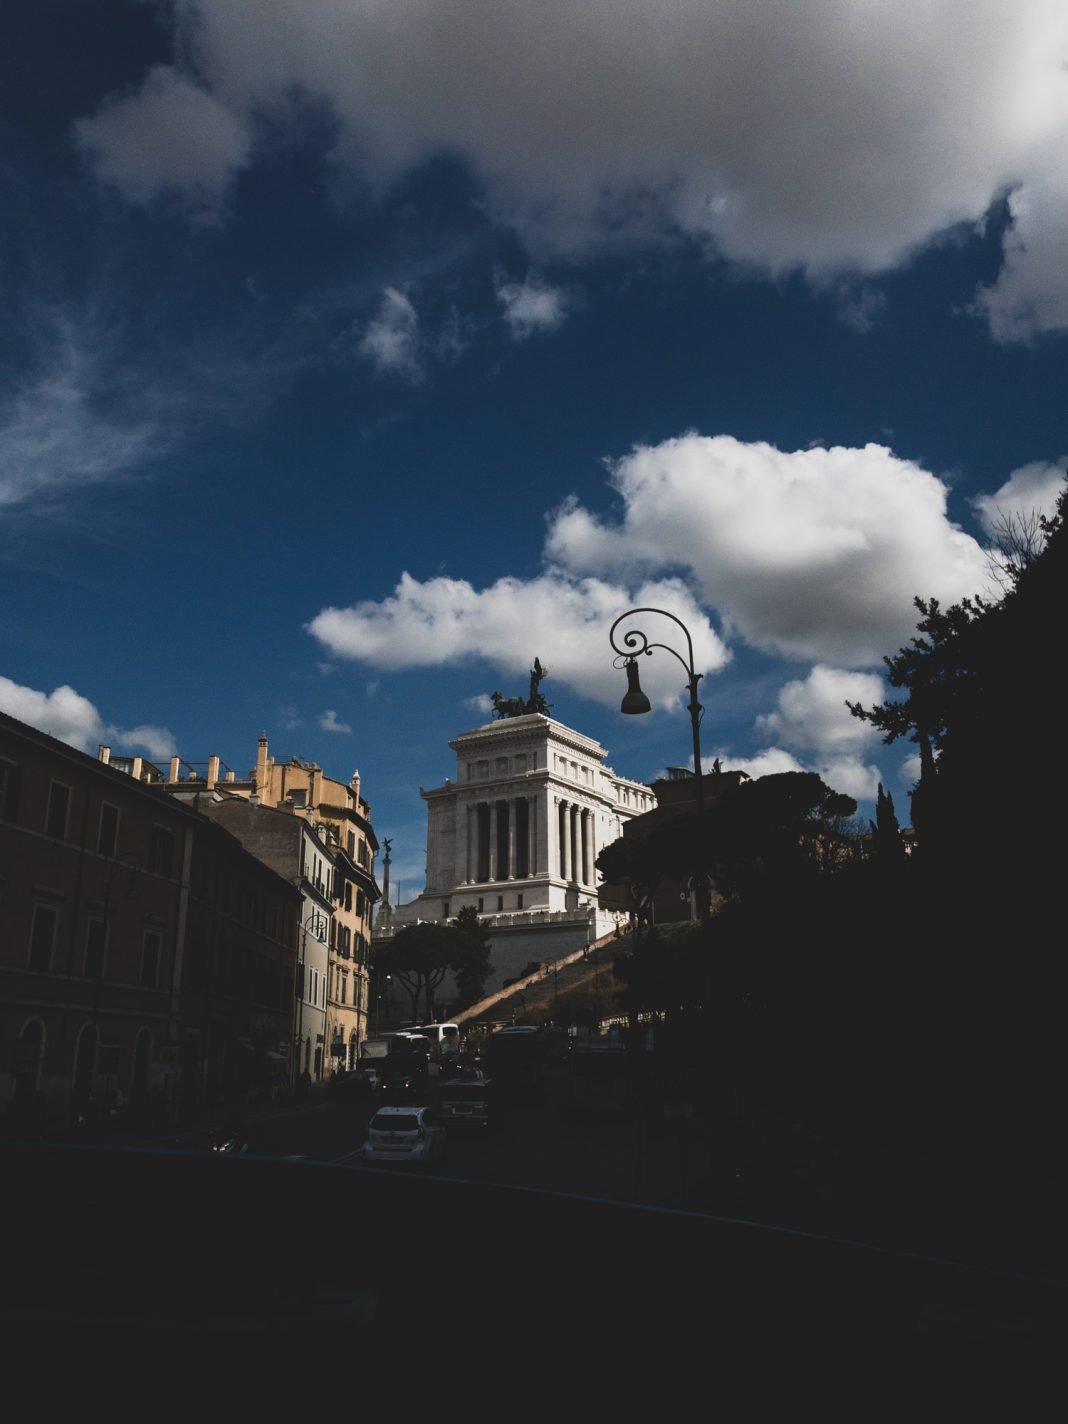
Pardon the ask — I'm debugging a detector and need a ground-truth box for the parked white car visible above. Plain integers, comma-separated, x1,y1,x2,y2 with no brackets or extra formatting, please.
360,1105,446,1168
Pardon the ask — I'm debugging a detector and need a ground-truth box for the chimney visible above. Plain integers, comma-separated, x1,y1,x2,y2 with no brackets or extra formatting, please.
169,756,180,783
97,745,111,764
351,769,360,802
207,755,220,790
255,733,269,795
225,770,235,783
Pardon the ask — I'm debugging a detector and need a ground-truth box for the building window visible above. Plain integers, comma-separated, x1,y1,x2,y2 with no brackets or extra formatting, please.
497,895,504,912
442,901,450,920
340,973,348,1005
477,897,483,912
97,804,120,857
29,904,58,973
0,759,21,823
85,917,107,979
141,931,162,987
46,781,71,839
347,830,355,856
344,882,352,911
356,889,365,917
496,757,508,774
148,826,173,876
517,894,524,910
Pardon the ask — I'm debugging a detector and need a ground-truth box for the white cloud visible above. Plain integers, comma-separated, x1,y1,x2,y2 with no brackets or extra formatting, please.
728,684,919,812
76,1,1068,337
812,755,882,804
0,315,170,509
970,458,1066,538
833,283,886,334
76,66,252,218
0,677,175,760
754,666,885,756
464,693,495,717
900,752,923,788
546,435,991,667
711,747,805,781
708,730,882,806
496,277,568,338
307,570,728,709
319,709,352,734
359,289,421,378
972,149,1068,341
307,432,1011,723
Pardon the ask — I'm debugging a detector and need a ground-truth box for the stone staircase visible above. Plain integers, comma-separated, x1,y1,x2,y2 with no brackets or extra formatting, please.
454,929,625,1027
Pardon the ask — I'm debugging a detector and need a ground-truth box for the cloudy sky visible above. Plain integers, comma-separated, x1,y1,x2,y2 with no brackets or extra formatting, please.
3,0,1066,898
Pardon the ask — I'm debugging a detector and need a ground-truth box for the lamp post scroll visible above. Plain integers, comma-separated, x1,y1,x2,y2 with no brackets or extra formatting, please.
609,607,711,929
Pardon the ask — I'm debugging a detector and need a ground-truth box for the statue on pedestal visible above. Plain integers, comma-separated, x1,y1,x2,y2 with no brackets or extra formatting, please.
490,657,553,719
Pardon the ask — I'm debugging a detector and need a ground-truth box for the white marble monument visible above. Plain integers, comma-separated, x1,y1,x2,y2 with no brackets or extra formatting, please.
381,707,656,996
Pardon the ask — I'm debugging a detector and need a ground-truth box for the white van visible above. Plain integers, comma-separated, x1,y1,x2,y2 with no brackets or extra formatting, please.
408,1022,460,1064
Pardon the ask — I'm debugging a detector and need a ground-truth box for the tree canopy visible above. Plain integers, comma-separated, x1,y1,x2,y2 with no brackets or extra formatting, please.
848,471,1066,870
374,919,488,1023
449,906,493,1010
701,771,858,899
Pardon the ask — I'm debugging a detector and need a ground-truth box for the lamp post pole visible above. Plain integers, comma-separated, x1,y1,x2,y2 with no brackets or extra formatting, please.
609,607,711,929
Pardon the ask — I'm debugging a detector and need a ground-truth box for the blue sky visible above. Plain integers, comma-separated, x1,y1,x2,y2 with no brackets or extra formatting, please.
3,0,1067,900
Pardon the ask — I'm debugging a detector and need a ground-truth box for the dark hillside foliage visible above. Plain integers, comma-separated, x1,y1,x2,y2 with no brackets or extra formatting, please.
846,474,1068,1215
597,479,1067,1257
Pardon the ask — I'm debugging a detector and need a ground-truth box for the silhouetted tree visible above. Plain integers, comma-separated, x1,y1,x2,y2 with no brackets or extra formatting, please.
450,906,493,1010
845,472,1068,1185
375,921,486,1023
868,782,906,868
702,771,858,900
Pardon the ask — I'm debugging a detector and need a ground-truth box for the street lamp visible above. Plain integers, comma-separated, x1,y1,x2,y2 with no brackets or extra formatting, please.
610,606,711,929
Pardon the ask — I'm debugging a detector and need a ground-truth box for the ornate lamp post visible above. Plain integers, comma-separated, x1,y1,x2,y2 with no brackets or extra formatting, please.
609,607,711,929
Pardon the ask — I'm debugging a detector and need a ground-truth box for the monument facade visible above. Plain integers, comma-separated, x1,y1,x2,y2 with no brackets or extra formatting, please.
378,668,656,999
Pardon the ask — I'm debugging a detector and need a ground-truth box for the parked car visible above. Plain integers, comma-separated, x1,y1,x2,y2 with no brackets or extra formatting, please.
360,1105,446,1168
438,1076,494,1132
328,1067,380,1101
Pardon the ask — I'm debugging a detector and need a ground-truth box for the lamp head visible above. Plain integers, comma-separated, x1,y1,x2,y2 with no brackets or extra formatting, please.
620,657,652,715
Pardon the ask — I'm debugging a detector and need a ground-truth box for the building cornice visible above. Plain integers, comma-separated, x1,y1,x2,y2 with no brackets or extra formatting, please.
449,714,607,761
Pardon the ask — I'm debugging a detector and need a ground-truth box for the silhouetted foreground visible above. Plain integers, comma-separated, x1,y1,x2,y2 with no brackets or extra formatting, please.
4,1142,1065,1380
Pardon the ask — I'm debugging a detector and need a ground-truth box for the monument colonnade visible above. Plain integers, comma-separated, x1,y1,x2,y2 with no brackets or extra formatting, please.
457,791,598,887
